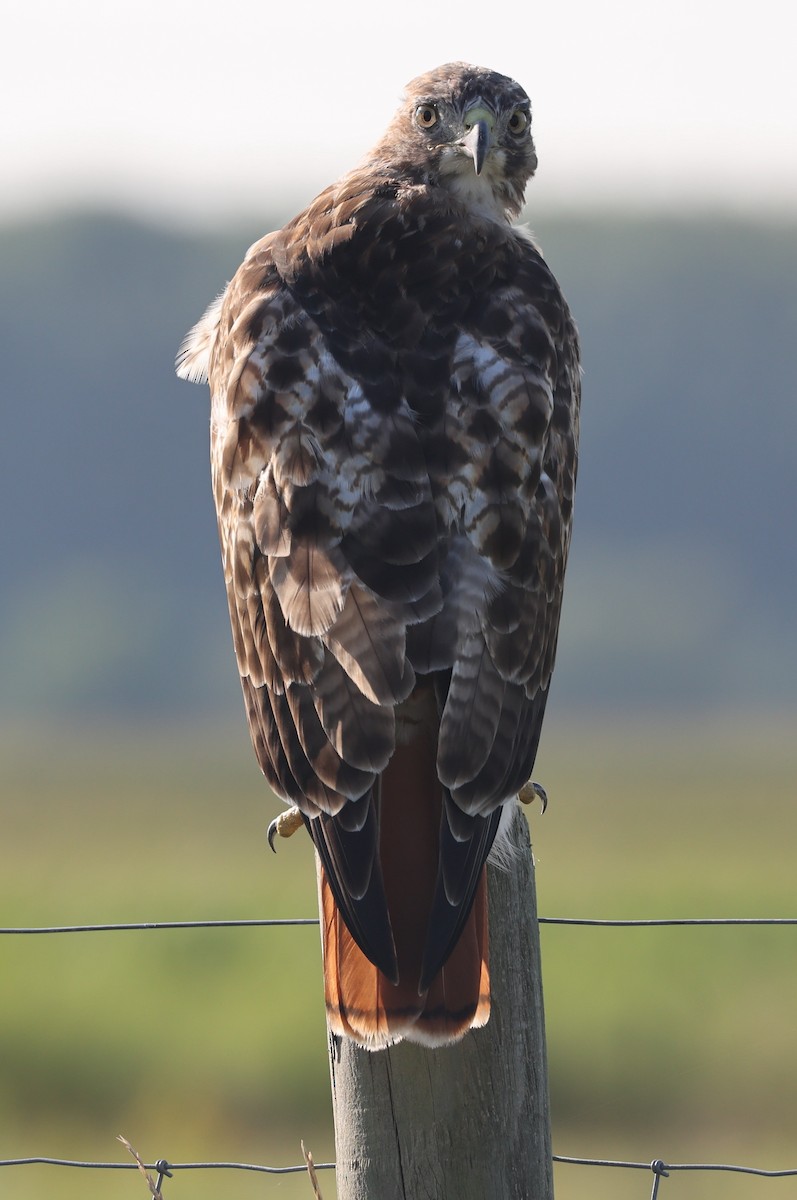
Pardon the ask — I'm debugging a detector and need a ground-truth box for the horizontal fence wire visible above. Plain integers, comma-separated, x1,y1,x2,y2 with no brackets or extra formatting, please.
540,916,797,926
0,918,318,934
2,914,796,1190
3,915,797,934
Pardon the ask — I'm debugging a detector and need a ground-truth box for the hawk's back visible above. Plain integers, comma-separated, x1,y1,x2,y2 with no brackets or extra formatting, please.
177,63,580,1048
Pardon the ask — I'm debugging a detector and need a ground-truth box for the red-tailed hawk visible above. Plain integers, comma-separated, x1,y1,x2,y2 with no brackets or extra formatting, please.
177,62,580,1049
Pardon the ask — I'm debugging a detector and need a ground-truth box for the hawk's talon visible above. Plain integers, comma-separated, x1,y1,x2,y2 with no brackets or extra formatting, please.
267,805,304,852
518,781,548,813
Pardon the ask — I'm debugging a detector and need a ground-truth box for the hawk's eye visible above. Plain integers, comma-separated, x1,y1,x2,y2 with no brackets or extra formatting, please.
508,109,529,135
415,105,438,129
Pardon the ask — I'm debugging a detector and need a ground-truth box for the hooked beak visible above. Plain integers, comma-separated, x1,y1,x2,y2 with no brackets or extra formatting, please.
460,106,495,176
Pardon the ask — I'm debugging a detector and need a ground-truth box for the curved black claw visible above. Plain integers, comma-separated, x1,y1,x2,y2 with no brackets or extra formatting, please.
531,782,548,814
519,780,549,813
267,806,305,852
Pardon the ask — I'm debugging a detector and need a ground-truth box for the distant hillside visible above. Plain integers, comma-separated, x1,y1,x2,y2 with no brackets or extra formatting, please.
0,209,794,718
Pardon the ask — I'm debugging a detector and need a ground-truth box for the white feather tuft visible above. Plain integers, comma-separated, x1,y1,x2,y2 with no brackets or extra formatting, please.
175,291,226,384
487,800,526,870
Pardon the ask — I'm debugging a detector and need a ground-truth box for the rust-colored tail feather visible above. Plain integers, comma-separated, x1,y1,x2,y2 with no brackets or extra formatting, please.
319,735,491,1049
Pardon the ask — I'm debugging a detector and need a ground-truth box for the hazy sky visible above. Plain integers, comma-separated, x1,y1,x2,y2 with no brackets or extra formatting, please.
5,0,796,226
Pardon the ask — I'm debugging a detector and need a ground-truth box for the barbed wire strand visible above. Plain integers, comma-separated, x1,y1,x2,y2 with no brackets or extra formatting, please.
555,1155,797,1199
553,1154,797,1176
0,1156,334,1174
3,1154,797,1181
2,915,796,934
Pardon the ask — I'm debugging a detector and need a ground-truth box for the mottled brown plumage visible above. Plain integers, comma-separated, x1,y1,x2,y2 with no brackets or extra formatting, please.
177,62,580,1048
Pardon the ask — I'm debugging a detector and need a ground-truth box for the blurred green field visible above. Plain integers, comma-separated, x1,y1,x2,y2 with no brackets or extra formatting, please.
2,713,796,1199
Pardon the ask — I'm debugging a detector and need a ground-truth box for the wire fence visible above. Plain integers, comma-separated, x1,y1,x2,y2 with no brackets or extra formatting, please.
2,913,796,1196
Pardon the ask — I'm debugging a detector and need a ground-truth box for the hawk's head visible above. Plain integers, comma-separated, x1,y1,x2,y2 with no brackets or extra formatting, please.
371,63,538,220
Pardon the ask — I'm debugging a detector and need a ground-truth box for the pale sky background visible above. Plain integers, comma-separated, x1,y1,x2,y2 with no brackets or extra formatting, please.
4,0,797,226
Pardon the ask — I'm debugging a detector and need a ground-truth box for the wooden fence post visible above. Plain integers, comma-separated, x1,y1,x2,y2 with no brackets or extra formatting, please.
325,805,553,1200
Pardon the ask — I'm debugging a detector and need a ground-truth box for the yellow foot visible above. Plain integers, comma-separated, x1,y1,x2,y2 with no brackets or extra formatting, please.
518,780,548,813
267,805,305,852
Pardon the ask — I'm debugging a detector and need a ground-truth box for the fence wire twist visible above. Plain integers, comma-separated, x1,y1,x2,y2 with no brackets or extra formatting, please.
2,913,796,1194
